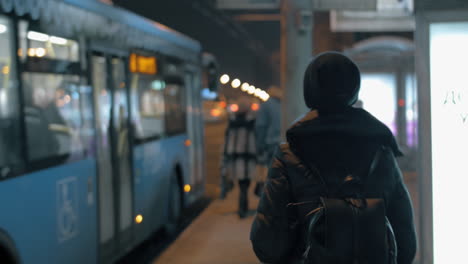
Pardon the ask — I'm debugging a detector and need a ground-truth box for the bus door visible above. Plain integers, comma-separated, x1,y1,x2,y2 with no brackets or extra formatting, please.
185,69,204,189
91,54,134,261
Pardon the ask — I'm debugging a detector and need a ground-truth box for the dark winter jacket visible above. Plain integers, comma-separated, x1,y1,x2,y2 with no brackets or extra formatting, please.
250,108,417,264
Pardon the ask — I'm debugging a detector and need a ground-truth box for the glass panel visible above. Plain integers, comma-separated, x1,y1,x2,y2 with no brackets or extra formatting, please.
430,21,468,264
22,73,86,162
405,73,418,147
111,58,132,231
165,82,186,135
26,31,79,61
130,74,165,140
92,56,115,243
0,16,22,175
359,73,397,135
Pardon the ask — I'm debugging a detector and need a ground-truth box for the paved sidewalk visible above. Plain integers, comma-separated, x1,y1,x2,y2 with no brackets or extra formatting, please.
153,186,261,264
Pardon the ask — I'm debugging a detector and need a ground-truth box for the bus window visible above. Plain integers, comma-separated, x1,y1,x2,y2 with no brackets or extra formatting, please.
165,82,186,135
0,16,22,176
22,73,86,163
130,74,165,141
25,30,79,62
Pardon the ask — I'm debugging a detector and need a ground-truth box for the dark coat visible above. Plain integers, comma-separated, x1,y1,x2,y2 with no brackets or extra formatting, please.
250,108,417,264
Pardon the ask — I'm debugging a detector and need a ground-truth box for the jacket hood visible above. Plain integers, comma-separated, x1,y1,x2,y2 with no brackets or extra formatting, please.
286,108,402,169
303,52,360,112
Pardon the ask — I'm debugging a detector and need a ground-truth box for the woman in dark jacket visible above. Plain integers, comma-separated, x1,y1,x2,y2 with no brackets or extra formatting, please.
250,52,417,264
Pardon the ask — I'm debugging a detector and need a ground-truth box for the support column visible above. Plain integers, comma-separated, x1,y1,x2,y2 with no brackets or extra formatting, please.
396,67,407,148
280,0,313,136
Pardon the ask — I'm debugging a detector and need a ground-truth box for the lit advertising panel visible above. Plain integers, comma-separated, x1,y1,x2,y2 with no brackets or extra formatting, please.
359,73,397,135
430,22,468,263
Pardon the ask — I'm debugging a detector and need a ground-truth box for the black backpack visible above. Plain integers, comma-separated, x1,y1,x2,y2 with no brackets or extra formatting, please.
289,147,397,264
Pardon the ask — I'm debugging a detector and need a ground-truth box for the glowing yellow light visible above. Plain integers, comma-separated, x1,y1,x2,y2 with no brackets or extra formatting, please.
241,82,250,91
248,85,255,94
17,48,23,57
220,74,230,84
27,48,36,57
231,79,241,88
35,47,46,57
2,66,9,75
184,184,191,193
210,108,221,117
135,214,143,224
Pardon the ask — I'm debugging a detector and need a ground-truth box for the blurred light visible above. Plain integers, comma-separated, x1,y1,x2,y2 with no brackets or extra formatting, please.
202,88,218,100
248,85,255,94
229,104,239,112
2,66,9,75
135,214,143,224
27,31,49,42
64,95,71,104
184,139,192,147
27,48,36,57
35,47,46,57
0,24,7,34
49,36,68,45
398,98,405,107
210,108,222,117
17,48,23,57
231,79,241,88
254,88,262,97
151,80,166,90
241,82,250,91
219,101,227,108
220,74,230,84
184,184,191,193
251,103,260,111
261,94,270,102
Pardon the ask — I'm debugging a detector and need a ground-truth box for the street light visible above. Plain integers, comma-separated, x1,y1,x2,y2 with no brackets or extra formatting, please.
248,85,255,94
220,74,230,84
254,88,262,97
231,78,241,88
241,82,250,91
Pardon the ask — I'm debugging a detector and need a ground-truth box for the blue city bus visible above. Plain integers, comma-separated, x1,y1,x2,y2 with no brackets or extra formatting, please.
0,1,213,263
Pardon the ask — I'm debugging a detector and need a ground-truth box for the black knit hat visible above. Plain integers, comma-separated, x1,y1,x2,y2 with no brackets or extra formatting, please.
303,52,361,111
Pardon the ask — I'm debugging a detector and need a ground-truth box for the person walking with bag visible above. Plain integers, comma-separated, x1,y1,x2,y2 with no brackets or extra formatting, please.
250,52,416,264
254,85,283,197
222,97,257,218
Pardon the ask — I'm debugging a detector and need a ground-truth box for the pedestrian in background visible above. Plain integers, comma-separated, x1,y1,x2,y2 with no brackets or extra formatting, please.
254,85,282,197
250,52,416,263
222,97,257,218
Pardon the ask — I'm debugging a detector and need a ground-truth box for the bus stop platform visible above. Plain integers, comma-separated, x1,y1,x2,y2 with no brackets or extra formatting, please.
152,186,260,264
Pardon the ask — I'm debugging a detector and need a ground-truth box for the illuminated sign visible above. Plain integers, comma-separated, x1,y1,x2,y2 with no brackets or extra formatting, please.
130,53,157,75
430,21,468,263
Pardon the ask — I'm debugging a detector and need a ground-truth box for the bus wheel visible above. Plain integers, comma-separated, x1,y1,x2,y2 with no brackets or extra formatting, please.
166,170,183,236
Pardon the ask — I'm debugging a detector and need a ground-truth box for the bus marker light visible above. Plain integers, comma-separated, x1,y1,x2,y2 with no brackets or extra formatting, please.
184,184,191,193
135,214,143,224
184,139,192,147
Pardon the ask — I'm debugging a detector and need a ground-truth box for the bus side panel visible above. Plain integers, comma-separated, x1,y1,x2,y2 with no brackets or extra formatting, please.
132,135,189,243
0,160,97,264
